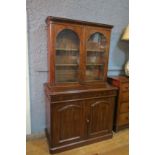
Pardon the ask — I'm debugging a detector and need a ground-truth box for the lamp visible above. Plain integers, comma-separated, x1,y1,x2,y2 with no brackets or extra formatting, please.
122,25,129,76
122,25,129,41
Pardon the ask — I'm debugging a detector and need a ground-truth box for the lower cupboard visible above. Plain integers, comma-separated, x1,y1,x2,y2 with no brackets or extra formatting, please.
44,84,117,153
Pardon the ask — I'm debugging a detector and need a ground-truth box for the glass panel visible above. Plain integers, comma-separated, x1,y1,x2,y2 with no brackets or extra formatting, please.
86,32,106,81
56,29,79,83
56,66,78,82
87,32,106,52
86,65,104,81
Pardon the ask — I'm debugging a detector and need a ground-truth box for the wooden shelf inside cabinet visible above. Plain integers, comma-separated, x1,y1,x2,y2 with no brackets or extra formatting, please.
56,64,78,67
87,49,105,52
86,79,103,82
56,48,79,52
86,64,103,66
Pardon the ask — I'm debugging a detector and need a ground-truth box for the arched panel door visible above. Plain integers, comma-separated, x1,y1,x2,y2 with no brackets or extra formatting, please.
51,24,83,84
85,27,110,82
86,97,115,138
52,101,85,146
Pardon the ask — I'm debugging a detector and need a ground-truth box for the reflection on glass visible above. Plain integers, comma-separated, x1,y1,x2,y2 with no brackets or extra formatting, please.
86,65,104,81
87,32,106,52
86,32,106,81
56,66,78,82
87,51,104,64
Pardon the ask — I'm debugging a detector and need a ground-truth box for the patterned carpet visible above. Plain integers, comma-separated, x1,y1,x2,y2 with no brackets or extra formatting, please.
27,129,128,155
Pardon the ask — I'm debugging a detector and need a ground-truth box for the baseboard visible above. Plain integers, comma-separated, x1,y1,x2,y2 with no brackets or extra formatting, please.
26,131,45,141
113,124,129,133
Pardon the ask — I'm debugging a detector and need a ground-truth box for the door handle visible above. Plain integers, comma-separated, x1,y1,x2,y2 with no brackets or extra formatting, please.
86,119,90,123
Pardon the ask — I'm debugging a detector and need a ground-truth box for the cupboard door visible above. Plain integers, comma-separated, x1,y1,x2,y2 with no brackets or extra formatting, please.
86,97,114,138
50,24,83,84
52,101,85,146
85,27,110,82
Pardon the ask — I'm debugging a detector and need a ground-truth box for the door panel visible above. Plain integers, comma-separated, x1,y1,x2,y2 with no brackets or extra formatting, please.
52,101,85,146
85,27,111,82
86,97,114,138
55,29,80,83
51,24,84,84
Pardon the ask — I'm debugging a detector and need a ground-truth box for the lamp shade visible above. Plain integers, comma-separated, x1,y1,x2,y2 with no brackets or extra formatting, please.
122,25,129,40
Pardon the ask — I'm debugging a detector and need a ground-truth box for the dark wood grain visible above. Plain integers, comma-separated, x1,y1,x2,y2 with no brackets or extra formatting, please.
86,97,115,138
52,101,85,146
108,76,129,132
44,84,117,153
44,17,117,153
46,17,113,84
46,16,113,28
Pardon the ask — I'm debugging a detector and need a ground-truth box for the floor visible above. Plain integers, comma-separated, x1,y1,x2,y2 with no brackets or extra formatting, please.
26,129,129,155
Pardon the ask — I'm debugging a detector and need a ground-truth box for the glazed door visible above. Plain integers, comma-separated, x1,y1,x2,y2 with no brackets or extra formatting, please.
85,97,114,138
52,101,85,146
84,27,111,82
50,24,83,84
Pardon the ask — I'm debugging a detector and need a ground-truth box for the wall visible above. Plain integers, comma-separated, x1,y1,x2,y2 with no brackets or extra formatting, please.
26,31,31,135
27,0,129,133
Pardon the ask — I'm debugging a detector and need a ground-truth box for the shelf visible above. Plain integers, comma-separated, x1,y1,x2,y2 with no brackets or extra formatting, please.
86,49,105,52
86,79,103,82
56,48,104,52
56,48,79,51
56,64,78,67
86,64,103,66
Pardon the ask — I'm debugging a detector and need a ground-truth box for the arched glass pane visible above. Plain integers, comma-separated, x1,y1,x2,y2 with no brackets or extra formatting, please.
55,29,79,83
86,33,106,81
87,32,106,51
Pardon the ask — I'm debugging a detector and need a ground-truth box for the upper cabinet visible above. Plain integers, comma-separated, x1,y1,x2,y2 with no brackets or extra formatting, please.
46,17,113,85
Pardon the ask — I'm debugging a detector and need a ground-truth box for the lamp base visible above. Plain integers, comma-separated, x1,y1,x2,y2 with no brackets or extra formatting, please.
125,61,129,76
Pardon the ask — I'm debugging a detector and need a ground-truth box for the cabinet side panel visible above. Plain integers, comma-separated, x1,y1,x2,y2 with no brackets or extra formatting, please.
45,93,52,145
